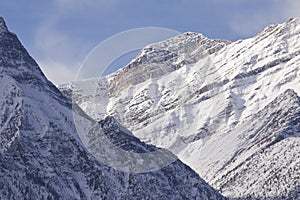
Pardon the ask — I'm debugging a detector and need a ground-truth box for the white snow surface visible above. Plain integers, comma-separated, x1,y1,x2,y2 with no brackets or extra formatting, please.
60,18,300,199
0,19,225,199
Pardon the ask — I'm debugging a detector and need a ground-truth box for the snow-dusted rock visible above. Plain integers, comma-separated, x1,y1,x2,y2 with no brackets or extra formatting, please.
0,17,224,199
61,18,300,199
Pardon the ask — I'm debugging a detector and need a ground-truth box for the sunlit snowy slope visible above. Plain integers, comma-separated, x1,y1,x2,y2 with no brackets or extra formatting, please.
61,18,300,199
0,17,225,199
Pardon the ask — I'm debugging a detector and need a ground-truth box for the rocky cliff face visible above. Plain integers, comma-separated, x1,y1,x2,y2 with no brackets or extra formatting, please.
61,18,300,199
0,17,225,199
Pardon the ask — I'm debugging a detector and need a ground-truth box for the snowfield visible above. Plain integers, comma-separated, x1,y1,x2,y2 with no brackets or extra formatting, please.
61,18,300,199
0,17,225,199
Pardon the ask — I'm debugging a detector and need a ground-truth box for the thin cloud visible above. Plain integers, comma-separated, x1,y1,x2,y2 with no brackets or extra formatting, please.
281,0,300,18
32,0,126,85
31,0,300,85
34,22,84,84
33,2,94,85
228,1,299,39
37,59,80,85
229,13,280,39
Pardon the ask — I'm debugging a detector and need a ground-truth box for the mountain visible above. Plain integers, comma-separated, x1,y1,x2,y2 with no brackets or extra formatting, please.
60,18,300,199
0,17,225,199
60,32,230,121
211,89,300,199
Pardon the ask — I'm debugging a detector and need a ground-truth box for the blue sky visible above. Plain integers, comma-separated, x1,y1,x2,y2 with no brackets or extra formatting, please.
1,0,299,84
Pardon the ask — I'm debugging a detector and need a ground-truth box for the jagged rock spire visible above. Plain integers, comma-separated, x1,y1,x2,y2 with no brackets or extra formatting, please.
0,17,9,33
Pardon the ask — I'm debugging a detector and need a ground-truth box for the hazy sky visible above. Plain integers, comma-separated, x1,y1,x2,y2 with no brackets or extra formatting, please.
1,0,299,84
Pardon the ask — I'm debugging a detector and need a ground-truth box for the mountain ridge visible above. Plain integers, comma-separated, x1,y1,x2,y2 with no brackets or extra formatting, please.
61,18,300,199
0,17,225,199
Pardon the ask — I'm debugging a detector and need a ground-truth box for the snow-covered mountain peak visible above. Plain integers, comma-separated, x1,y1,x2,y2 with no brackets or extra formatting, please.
128,31,230,68
109,31,230,96
275,88,299,103
60,18,300,198
0,17,9,33
0,18,48,87
256,17,300,42
0,18,226,199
